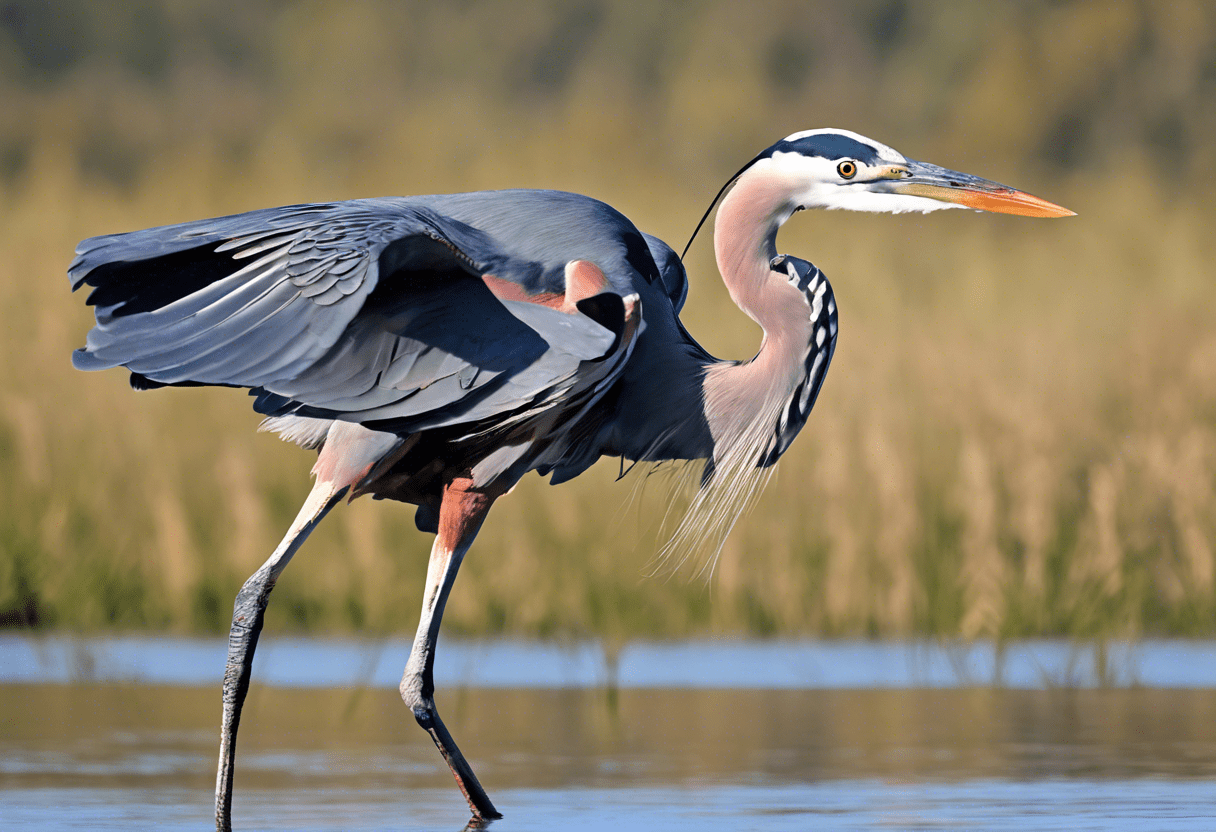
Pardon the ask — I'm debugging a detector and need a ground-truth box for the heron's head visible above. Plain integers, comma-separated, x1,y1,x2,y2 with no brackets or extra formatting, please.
752,128,1074,217
682,129,1072,259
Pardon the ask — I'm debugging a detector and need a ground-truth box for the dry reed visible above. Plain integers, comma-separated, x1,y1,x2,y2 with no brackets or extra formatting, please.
2,0,1214,637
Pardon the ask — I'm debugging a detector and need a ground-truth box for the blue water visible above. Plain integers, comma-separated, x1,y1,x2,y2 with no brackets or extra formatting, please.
6,635,1216,688
6,780,1216,831
6,638,1216,830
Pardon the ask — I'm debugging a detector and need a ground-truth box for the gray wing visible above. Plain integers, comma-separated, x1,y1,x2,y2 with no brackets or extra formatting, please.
70,197,643,431
70,199,504,388
257,276,626,431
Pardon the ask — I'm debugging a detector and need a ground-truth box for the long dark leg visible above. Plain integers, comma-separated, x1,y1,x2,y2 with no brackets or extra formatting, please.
215,479,348,832
400,478,501,822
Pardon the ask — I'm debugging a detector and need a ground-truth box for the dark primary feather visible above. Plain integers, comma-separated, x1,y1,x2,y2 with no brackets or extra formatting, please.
70,200,500,391
69,192,685,449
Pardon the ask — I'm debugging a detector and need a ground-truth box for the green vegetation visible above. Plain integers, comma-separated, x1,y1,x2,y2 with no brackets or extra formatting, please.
1,1,1215,638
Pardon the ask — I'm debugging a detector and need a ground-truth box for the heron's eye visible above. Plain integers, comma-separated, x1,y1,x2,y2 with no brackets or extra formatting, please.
837,161,857,179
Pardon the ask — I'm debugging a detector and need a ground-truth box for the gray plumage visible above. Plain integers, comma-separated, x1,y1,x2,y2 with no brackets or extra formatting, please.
68,129,1071,830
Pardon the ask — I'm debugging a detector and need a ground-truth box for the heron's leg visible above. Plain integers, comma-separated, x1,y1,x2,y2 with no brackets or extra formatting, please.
215,478,348,832
401,477,501,821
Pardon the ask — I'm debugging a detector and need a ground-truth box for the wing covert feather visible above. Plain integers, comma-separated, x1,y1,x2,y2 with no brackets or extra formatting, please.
70,200,501,390
70,196,651,435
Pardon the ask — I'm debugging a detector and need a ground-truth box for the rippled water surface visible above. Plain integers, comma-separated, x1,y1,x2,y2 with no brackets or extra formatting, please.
5,639,1216,830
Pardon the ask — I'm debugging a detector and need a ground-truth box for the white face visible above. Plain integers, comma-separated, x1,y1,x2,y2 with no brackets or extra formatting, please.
755,129,966,215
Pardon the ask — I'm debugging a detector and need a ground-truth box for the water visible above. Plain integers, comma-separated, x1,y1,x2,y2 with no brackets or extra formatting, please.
9,635,1216,688
5,639,1216,830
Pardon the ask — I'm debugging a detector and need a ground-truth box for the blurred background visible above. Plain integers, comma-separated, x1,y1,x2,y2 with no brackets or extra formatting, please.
1,0,1214,641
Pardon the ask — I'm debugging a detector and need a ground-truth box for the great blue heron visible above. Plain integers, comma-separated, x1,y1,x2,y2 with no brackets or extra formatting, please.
69,129,1072,829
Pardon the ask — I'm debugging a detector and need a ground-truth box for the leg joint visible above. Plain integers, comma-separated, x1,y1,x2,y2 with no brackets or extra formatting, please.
399,671,431,712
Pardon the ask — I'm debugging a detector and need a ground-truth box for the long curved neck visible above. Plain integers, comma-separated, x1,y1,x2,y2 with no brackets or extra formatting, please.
703,167,817,459
713,166,790,320
600,165,825,468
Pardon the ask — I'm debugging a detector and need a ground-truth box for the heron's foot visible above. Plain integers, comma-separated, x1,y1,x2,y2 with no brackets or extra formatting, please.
412,701,501,821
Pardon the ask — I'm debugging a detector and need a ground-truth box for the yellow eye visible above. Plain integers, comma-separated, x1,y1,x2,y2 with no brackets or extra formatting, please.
837,160,857,179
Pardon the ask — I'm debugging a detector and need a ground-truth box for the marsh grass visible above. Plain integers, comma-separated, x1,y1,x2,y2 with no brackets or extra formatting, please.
2,0,1215,638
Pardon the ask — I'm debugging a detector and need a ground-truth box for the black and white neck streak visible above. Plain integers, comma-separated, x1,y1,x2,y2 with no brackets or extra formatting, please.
620,126,1072,565
702,154,839,476
657,153,841,568
698,127,965,474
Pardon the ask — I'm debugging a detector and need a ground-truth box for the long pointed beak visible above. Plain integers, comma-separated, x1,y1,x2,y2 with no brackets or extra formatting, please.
886,160,1075,218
